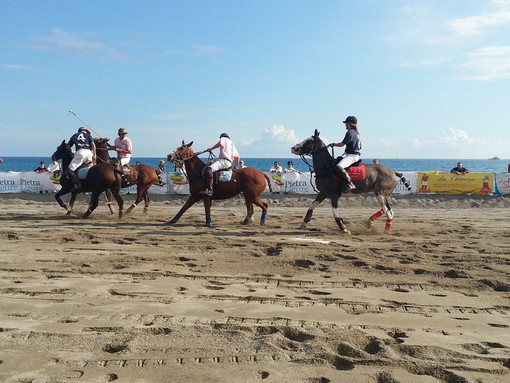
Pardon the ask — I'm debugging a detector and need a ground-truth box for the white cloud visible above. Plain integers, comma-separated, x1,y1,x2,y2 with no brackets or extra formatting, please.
0,64,41,72
438,127,472,144
263,124,299,143
240,137,260,147
29,28,132,62
447,1,510,37
456,45,510,80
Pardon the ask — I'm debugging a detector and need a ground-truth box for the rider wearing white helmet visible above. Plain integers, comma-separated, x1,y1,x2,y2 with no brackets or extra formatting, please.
108,128,132,166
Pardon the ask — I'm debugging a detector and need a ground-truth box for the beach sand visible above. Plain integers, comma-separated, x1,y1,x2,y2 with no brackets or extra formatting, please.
0,193,509,383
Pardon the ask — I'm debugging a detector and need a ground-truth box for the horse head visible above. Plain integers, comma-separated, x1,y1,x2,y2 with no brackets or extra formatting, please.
291,129,325,156
167,140,195,165
94,137,111,163
52,140,70,161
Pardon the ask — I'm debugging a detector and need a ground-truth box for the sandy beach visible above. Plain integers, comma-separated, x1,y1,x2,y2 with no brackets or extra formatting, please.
0,193,509,383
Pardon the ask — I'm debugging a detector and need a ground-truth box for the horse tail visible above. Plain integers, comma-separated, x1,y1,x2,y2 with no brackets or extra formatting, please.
263,172,273,193
395,172,412,191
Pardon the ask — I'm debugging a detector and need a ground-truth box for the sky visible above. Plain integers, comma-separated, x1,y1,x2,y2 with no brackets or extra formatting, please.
1,0,509,159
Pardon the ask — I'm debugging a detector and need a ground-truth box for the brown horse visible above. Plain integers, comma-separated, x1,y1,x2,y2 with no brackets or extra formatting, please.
291,130,411,234
94,138,160,214
52,140,124,219
166,140,272,227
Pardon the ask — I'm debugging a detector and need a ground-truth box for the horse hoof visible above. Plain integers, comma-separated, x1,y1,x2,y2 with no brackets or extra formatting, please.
299,223,307,229
367,220,374,228
241,218,253,225
66,211,72,216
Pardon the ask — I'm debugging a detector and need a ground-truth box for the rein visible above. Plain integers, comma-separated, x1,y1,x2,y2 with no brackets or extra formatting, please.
171,149,210,181
297,141,336,194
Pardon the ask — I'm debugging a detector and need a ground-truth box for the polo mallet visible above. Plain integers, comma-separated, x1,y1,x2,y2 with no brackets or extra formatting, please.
68,110,102,137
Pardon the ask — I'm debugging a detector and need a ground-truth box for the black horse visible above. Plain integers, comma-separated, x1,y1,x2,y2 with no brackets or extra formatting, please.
291,130,411,234
52,140,124,219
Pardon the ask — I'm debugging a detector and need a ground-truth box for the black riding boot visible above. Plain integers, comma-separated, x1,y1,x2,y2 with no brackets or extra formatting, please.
336,166,356,193
66,168,82,192
199,167,214,196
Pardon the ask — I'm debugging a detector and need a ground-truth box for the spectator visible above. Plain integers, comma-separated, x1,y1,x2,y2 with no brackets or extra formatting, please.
450,162,469,175
46,160,61,178
283,161,298,173
373,159,379,165
156,160,166,175
270,161,283,173
239,160,247,168
34,161,48,172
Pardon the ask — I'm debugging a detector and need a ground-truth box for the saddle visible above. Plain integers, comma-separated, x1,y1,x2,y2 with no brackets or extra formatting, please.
333,158,366,181
77,165,93,180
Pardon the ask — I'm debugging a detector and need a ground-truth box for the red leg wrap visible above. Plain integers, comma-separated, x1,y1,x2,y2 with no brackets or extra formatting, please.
385,219,393,232
370,210,384,221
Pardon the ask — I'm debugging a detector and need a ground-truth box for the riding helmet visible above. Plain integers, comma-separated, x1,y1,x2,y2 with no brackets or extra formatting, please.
220,133,230,139
342,116,357,125
78,127,91,134
118,128,128,135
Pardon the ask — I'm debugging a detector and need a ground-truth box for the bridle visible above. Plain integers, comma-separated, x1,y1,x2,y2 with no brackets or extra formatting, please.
295,136,334,194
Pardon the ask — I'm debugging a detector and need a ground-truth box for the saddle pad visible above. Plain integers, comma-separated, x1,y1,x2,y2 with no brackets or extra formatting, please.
347,164,366,181
218,170,233,182
77,166,92,180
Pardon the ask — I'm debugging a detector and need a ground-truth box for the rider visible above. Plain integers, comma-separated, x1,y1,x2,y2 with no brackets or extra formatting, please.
108,128,132,166
66,127,96,192
201,133,241,196
329,115,361,192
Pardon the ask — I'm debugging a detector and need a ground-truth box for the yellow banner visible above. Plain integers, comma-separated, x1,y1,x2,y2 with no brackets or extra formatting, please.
417,172,493,195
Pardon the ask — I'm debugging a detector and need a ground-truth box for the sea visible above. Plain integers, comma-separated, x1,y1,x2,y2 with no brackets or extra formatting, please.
1,156,508,174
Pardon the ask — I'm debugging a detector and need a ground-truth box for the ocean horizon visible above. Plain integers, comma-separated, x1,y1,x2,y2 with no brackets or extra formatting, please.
1,156,508,174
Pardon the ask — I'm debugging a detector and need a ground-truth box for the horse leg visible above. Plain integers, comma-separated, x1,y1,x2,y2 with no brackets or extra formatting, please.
125,184,151,215
165,195,200,225
300,193,327,229
368,194,394,233
250,196,269,226
82,192,100,219
143,192,150,214
55,189,70,213
331,198,350,234
383,198,395,234
241,200,255,225
104,189,114,214
203,197,213,227
111,190,124,219
68,192,78,216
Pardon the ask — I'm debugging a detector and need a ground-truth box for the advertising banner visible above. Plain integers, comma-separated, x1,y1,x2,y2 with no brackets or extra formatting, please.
279,172,316,194
0,172,61,193
495,173,510,195
417,172,494,195
0,172,22,193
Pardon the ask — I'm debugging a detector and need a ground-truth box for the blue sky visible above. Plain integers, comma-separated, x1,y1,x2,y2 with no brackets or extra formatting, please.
1,0,509,159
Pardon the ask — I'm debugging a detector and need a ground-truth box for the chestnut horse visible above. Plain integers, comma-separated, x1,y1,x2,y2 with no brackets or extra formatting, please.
166,140,272,227
52,140,124,219
94,138,160,214
291,130,411,234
